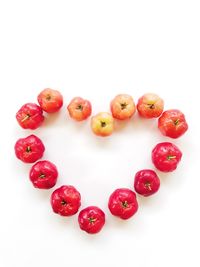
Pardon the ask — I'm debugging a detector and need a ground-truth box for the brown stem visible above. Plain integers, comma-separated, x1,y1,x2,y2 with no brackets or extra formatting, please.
21,114,30,122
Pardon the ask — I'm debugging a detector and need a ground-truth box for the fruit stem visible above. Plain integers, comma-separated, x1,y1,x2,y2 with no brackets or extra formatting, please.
76,105,83,111
89,217,97,224
122,201,128,208
61,200,67,206
26,146,31,153
174,119,179,126
46,94,51,101
39,174,46,178
120,102,127,110
148,103,155,109
167,155,176,160
145,182,152,191
101,121,106,127
21,114,30,122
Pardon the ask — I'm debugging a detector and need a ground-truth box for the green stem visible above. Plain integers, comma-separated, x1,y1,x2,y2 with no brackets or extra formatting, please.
89,217,97,223
174,119,179,126
145,182,152,191
39,174,46,178
167,155,176,160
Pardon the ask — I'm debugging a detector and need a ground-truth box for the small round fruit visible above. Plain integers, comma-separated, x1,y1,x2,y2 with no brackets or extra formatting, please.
37,88,63,113
152,142,182,172
51,185,81,216
134,169,160,197
110,94,136,120
16,103,44,129
78,206,105,234
137,93,164,118
91,112,114,137
108,188,138,220
158,109,188,138
29,160,58,189
67,97,92,121
14,135,45,163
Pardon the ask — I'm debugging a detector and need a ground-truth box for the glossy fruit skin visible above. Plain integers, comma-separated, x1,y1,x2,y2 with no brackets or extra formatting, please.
134,169,160,197
91,112,114,137
78,206,105,234
108,188,138,220
16,103,44,129
158,109,188,138
51,185,81,216
152,142,182,172
15,135,45,163
137,93,164,118
29,160,58,189
67,97,92,121
110,94,136,120
37,88,63,113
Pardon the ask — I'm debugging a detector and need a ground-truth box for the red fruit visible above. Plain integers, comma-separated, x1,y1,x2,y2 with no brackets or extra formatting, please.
16,103,44,129
37,88,63,113
137,93,164,118
158,109,188,138
152,142,182,172
51,185,81,216
78,206,105,234
29,160,58,189
134,169,160,197
67,97,92,121
110,94,136,120
15,135,45,163
108,188,138,220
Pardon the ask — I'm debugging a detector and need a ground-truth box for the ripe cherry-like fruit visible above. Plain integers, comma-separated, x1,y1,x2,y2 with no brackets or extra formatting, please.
158,109,188,138
16,103,44,129
110,94,136,120
134,169,160,197
137,93,164,118
37,88,63,113
51,185,81,216
78,206,105,234
152,142,182,172
29,160,58,189
67,97,92,121
15,135,45,163
108,188,138,220
91,112,114,137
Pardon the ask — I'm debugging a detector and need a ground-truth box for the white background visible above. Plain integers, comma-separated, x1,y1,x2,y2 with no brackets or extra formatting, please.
0,1,200,267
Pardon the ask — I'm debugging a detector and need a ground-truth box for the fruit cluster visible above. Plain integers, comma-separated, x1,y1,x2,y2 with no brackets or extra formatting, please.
14,89,188,234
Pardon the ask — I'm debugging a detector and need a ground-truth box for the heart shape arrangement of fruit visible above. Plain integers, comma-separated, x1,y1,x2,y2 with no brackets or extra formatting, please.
14,89,188,234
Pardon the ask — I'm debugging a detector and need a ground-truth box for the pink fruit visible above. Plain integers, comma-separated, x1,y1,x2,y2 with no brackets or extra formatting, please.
152,142,182,172
78,206,105,234
15,135,45,163
16,103,44,129
51,185,81,216
108,188,138,220
29,160,58,189
134,169,160,196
